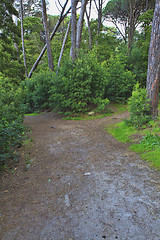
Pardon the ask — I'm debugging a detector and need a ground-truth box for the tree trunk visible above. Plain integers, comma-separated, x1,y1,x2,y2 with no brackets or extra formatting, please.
128,0,136,52
76,0,87,49
86,11,92,49
41,0,54,71
97,0,102,35
20,0,28,77
58,19,71,68
146,0,160,118
28,1,70,78
70,0,77,60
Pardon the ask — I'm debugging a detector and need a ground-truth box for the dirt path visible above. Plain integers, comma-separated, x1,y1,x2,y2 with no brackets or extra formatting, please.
0,112,160,240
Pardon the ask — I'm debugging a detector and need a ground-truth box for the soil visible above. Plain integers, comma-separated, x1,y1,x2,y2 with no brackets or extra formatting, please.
0,111,160,240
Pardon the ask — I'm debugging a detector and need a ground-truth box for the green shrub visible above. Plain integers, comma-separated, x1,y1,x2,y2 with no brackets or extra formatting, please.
49,53,107,113
104,55,136,102
96,98,110,113
0,75,26,171
22,70,55,113
126,83,151,127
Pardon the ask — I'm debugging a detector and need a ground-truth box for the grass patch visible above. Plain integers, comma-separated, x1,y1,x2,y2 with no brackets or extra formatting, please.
25,112,40,116
106,121,137,143
129,143,148,153
106,118,160,170
141,149,160,170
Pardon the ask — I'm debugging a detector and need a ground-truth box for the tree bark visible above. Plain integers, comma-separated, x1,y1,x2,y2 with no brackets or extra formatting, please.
128,0,136,52
41,0,54,71
20,0,28,77
86,10,92,49
70,0,77,60
58,19,71,68
76,0,87,49
28,1,70,78
146,0,160,118
97,0,102,35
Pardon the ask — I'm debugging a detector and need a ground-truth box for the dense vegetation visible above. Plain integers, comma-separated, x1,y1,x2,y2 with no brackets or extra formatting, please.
0,0,159,171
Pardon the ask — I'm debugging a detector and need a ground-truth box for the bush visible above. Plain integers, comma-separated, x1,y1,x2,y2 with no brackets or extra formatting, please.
126,83,151,127
49,53,107,113
0,75,26,171
22,70,55,113
104,55,136,102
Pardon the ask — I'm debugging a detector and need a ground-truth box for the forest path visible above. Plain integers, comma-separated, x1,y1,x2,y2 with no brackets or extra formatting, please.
0,112,160,240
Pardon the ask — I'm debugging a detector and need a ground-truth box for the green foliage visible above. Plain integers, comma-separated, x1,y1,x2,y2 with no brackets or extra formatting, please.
49,52,107,113
0,74,26,171
127,10,153,87
141,133,160,150
93,31,118,62
0,1,24,80
0,0,19,42
138,9,153,34
0,39,24,81
22,70,55,113
21,17,44,71
127,45,148,87
103,0,129,23
130,132,160,170
126,83,151,127
96,98,110,113
104,55,136,102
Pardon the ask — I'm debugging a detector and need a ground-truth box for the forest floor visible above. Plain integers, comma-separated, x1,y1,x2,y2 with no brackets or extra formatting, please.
0,111,160,240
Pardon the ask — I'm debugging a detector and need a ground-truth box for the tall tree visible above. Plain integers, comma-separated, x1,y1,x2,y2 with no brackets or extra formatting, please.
76,0,88,49
103,0,129,43
94,0,103,35
14,0,43,17
103,0,156,50
70,0,78,60
20,0,28,77
86,0,92,49
28,0,70,78
41,0,54,71
58,19,71,67
146,0,160,118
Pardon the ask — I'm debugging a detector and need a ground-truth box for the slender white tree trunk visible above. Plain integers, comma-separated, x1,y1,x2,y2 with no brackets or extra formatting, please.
28,3,70,78
58,19,71,68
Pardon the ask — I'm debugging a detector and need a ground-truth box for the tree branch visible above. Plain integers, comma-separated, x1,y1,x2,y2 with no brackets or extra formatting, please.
28,0,70,78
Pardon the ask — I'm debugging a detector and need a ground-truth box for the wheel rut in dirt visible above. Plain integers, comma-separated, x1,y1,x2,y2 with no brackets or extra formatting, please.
0,112,160,240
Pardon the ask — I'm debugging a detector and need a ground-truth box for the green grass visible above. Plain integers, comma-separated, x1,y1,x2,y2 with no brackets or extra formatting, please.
106,119,160,170
141,149,160,169
106,121,137,143
25,112,40,116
